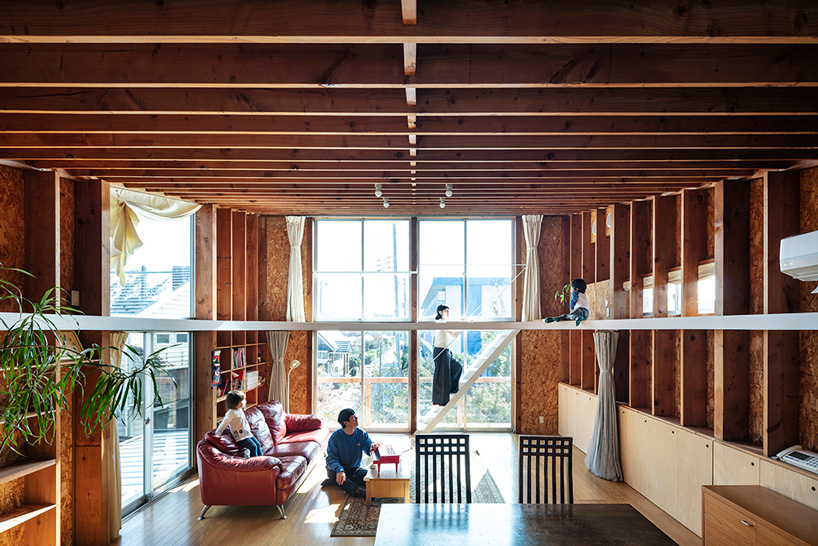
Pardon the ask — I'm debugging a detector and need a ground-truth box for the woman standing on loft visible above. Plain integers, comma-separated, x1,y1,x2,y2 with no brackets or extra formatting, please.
432,304,465,406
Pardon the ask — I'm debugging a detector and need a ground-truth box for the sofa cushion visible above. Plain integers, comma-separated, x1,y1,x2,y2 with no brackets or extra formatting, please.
277,427,331,448
257,400,288,445
285,413,323,432
275,455,308,491
271,440,321,461
245,405,274,452
204,430,242,457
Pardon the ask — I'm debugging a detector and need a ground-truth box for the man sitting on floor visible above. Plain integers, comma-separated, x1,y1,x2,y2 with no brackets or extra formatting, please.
324,408,377,498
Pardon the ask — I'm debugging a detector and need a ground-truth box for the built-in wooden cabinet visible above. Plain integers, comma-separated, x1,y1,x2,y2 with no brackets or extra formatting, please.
0,457,58,544
703,486,818,546
215,330,268,418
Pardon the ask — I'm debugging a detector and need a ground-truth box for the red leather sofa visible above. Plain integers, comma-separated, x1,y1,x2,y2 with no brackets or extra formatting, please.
196,400,330,519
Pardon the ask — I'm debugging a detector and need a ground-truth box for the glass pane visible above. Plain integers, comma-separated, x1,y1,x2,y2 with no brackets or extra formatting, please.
669,283,682,316
643,287,653,316
419,220,464,266
363,274,410,320
118,333,145,509
698,276,716,314
363,331,409,427
416,329,466,429
364,220,409,271
315,273,362,320
465,331,512,428
418,265,465,319
151,332,191,492
316,331,362,427
111,214,192,318
316,220,362,272
467,220,512,266
466,265,513,319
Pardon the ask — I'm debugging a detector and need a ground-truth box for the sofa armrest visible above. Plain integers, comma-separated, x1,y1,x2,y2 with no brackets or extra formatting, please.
284,413,323,432
197,443,283,506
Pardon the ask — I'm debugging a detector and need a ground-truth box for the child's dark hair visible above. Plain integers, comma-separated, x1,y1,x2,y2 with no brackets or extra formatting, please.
570,278,587,293
337,408,356,427
435,304,449,320
226,390,246,410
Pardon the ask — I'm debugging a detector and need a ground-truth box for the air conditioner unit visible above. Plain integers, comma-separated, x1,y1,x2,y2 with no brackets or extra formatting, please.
780,230,818,293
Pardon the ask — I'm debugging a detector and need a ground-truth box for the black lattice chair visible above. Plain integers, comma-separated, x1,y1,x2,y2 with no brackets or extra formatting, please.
415,434,471,503
518,435,574,504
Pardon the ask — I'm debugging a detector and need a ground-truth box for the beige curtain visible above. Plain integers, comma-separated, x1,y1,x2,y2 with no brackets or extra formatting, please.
110,188,201,285
521,215,543,321
106,331,128,541
585,330,624,481
266,331,290,407
286,216,306,322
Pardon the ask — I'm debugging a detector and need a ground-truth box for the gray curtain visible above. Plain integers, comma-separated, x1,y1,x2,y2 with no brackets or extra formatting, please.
266,331,290,408
585,330,624,481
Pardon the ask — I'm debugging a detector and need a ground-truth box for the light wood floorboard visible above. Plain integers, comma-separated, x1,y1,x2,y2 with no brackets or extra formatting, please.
114,433,700,546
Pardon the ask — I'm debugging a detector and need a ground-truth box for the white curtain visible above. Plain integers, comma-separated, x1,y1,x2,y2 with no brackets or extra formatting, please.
585,330,624,481
286,216,306,322
266,331,290,408
106,331,128,540
110,188,201,285
521,215,543,321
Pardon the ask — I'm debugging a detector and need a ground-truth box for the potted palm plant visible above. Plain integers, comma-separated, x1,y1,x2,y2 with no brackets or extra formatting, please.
0,266,173,454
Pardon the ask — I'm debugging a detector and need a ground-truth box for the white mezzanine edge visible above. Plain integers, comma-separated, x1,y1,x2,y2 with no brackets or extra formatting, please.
2,312,818,332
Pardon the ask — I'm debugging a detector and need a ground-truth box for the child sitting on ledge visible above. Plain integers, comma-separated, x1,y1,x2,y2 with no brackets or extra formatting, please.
544,278,589,326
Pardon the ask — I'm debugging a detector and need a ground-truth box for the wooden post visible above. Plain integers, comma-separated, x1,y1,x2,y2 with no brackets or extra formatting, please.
304,218,314,412
23,169,61,546
559,215,571,382
194,205,217,445
629,200,651,409
410,217,418,432
595,207,610,282
714,180,751,441
680,188,709,426
762,171,800,457
610,203,630,402
569,214,582,385
582,211,595,282
652,195,677,417
73,178,111,546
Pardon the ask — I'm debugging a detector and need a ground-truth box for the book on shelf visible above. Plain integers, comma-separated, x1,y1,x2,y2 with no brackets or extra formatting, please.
246,370,259,389
211,350,221,387
231,369,245,391
233,347,246,369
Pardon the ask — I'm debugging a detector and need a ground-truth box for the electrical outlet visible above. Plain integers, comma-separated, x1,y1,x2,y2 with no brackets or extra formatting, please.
539,416,544,424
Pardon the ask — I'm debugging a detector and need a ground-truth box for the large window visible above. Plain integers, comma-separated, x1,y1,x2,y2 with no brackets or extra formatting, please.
418,219,514,320
314,219,410,321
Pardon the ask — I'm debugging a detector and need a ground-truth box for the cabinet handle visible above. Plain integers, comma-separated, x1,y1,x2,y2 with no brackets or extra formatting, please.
741,520,753,527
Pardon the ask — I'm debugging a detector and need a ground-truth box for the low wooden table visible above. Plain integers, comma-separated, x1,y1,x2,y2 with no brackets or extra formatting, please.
364,463,411,506
374,503,675,545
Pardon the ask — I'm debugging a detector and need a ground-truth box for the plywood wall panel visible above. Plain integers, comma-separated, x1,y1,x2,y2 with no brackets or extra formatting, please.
748,180,765,445
0,475,24,546
285,330,309,414
749,331,764,444
707,329,714,429
0,165,25,310
539,216,568,318
585,280,611,320
60,397,73,546
521,330,561,434
59,179,74,294
799,167,818,452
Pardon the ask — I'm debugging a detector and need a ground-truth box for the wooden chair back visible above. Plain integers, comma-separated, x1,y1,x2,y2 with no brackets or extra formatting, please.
415,434,471,503
518,435,574,504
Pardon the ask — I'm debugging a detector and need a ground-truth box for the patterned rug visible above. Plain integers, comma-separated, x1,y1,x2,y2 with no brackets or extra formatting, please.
330,452,504,537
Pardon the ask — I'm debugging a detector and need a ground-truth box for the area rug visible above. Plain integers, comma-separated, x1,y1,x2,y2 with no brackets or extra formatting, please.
331,452,505,537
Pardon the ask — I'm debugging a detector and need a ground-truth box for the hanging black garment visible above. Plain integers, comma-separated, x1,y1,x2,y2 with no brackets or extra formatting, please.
432,346,463,405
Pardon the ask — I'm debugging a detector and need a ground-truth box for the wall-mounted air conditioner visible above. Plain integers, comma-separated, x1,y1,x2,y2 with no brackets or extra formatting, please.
780,230,818,293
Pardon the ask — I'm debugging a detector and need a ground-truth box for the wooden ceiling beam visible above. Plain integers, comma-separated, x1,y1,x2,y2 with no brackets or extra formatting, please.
5,113,818,135
3,133,817,149
4,87,818,116
5,148,818,162
2,0,815,44
108,176,725,184
4,44,818,88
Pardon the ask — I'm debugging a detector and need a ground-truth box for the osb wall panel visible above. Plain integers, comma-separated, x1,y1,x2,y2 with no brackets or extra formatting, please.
675,329,681,418
285,330,309,414
0,474,24,546
707,329,714,429
749,180,765,444
585,280,611,320
263,215,289,322
538,216,568,317
705,188,715,259
799,168,818,451
60,399,74,545
520,330,561,433
0,165,25,311
59,179,75,293
673,194,681,267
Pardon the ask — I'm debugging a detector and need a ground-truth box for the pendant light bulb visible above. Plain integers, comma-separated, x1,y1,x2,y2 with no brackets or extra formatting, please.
374,183,382,198
440,197,446,209
383,197,389,208
445,184,453,197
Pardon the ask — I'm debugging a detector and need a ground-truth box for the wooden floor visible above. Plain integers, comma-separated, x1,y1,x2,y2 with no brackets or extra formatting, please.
114,434,700,546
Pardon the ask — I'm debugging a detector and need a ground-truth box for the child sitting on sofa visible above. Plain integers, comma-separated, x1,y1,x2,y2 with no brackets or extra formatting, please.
215,390,262,458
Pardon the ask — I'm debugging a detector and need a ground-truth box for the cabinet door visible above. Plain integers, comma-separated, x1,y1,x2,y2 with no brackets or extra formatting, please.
703,495,757,546
757,524,808,546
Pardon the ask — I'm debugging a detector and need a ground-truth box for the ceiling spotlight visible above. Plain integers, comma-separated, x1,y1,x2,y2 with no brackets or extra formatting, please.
445,184,453,197
374,183,382,197
440,197,446,209
383,197,390,208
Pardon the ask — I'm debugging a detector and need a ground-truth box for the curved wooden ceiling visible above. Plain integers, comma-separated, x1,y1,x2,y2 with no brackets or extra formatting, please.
1,0,817,216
